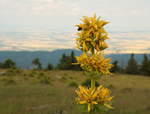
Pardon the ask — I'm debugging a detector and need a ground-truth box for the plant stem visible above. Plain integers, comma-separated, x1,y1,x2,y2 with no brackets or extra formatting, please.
91,49,96,89
91,78,95,89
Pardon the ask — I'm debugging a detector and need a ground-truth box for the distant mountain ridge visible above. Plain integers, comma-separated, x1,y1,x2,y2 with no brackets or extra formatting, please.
0,49,149,69
0,49,81,69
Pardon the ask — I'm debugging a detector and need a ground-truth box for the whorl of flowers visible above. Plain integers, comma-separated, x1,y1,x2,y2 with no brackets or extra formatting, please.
75,85,113,112
76,53,112,75
76,14,109,53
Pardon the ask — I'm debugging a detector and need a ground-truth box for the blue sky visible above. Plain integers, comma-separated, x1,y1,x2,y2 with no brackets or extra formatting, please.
0,0,150,53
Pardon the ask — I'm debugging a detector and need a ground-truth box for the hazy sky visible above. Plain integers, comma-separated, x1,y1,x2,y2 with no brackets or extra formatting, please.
0,0,150,53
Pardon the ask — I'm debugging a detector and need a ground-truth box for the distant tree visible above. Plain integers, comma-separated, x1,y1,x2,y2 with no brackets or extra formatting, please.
46,63,53,70
57,51,81,70
148,61,150,75
32,58,42,70
70,51,81,70
140,54,150,75
0,62,3,68
2,59,16,69
71,51,76,63
57,53,72,70
126,54,138,74
110,61,120,73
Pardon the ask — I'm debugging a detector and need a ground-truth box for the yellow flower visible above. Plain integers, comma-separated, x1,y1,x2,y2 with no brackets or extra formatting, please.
75,85,113,112
76,53,112,75
74,14,113,113
76,14,109,53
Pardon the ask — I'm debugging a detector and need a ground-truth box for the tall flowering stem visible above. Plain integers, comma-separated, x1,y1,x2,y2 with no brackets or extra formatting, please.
75,14,113,113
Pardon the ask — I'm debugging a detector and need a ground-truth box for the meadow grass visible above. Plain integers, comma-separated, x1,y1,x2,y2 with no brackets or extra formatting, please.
0,70,150,114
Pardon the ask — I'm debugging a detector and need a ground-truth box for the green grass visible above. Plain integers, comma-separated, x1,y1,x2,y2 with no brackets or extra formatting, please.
0,69,150,114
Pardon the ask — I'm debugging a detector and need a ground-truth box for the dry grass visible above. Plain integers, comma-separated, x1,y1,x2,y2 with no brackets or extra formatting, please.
0,69,150,114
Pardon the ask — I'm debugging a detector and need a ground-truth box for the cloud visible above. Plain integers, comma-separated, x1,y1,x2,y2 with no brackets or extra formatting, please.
0,30,150,54
0,0,149,31
0,31,75,51
0,0,81,16
0,0,150,53
106,31,150,53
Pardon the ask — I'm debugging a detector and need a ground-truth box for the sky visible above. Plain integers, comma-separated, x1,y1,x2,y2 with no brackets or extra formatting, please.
0,0,150,53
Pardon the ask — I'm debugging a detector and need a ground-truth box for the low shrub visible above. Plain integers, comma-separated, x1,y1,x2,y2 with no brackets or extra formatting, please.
5,68,21,76
2,78,16,85
68,81,78,87
39,75,51,85
28,70,37,77
107,84,115,89
60,76,67,81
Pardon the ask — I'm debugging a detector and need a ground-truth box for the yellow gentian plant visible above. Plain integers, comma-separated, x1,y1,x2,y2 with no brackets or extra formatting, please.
75,14,113,113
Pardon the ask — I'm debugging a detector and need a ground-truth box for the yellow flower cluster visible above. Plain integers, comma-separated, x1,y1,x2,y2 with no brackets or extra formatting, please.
76,14,109,53
75,14,113,113
75,85,113,112
76,53,112,75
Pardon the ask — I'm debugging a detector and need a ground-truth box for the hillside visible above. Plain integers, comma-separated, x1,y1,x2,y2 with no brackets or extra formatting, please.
0,70,150,114
0,49,149,68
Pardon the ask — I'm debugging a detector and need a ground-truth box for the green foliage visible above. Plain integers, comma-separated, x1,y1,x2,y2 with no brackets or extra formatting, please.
3,59,16,68
71,51,76,63
2,78,16,85
39,75,51,85
140,54,150,75
83,71,102,80
5,68,21,76
111,61,120,73
32,58,42,70
68,81,78,87
76,103,110,114
28,70,37,77
0,59,16,69
38,71,44,76
0,62,3,68
93,104,110,114
57,53,71,70
61,76,67,80
126,54,138,74
81,78,99,87
46,63,53,70
57,51,81,70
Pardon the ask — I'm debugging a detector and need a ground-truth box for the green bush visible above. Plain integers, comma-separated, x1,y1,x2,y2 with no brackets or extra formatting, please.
28,70,37,77
68,81,78,87
39,75,51,85
5,68,20,76
60,76,67,81
2,78,16,85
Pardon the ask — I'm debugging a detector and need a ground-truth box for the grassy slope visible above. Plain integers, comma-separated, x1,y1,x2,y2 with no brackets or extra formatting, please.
0,70,150,114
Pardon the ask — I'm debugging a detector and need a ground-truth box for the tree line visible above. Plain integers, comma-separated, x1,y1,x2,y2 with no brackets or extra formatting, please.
0,52,150,76
111,53,150,75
